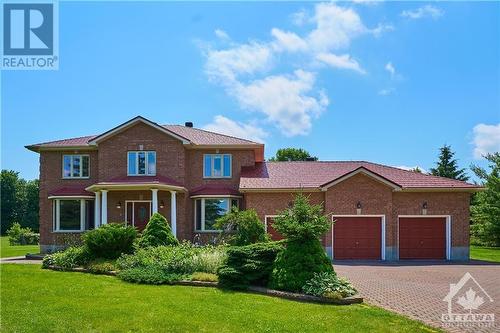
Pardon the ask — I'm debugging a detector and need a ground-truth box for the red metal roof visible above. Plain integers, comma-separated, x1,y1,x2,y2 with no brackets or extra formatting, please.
190,184,241,197
240,161,480,190
49,186,95,197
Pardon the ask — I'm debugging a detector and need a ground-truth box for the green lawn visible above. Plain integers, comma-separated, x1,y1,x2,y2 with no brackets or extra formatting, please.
0,265,440,333
470,245,500,262
0,236,39,258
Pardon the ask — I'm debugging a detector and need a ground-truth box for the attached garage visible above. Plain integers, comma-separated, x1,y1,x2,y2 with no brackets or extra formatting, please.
332,216,385,260
399,216,449,260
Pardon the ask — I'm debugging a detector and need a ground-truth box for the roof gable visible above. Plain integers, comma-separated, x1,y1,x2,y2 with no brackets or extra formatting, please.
88,116,190,145
321,166,402,191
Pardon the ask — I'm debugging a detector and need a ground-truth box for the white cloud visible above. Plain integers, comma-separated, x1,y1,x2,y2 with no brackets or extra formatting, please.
271,28,308,53
316,52,366,74
291,9,308,26
401,5,443,20
203,115,268,143
232,70,329,136
472,123,500,159
214,29,230,40
385,62,395,77
204,42,273,82
352,0,382,6
395,165,428,174
378,88,394,95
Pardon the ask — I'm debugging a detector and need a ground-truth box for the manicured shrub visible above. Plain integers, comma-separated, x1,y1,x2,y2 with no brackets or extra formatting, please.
116,243,226,284
137,213,178,248
302,272,357,299
218,241,284,290
6,222,39,245
191,272,218,282
83,223,137,259
269,239,333,292
42,246,92,269
214,207,269,246
118,267,187,285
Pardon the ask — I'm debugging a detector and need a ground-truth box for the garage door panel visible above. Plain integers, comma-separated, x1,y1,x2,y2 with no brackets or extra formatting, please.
334,217,382,260
399,217,446,259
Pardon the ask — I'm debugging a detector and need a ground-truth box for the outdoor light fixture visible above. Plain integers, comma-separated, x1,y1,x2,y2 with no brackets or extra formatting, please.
356,201,362,209
160,200,165,209
422,201,428,209
116,201,122,209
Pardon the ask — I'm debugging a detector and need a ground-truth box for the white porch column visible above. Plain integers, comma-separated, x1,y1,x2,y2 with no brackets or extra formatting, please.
94,191,101,228
151,189,159,214
170,191,177,238
101,190,108,225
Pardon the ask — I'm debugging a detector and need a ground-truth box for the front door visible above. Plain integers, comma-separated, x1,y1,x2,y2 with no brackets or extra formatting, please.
133,202,151,231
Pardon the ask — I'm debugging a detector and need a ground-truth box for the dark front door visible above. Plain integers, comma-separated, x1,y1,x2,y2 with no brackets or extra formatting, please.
134,202,151,231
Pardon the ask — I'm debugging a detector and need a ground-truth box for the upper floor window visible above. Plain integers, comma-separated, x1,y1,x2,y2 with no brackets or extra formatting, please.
128,151,156,176
63,155,89,178
204,154,231,178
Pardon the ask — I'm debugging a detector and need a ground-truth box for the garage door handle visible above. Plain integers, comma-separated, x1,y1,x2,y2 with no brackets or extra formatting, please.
420,241,424,245
355,241,359,245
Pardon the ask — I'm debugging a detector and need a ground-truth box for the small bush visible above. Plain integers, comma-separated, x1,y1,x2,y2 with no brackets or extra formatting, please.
83,223,137,259
6,222,39,245
85,259,116,274
42,246,92,269
214,207,269,246
138,213,178,248
218,241,284,290
269,239,333,292
118,267,187,285
191,272,218,282
302,272,357,298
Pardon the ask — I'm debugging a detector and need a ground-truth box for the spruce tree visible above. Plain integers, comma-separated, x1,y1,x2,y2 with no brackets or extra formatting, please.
138,213,178,247
429,145,469,181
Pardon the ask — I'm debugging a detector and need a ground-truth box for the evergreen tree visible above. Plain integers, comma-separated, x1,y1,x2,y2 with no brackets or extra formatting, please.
471,153,500,246
138,213,178,247
429,145,469,181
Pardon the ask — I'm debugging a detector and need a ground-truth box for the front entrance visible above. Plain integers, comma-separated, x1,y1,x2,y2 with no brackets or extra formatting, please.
126,201,151,231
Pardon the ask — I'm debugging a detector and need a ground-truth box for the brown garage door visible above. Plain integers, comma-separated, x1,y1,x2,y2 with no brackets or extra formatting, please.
266,217,284,241
399,217,446,259
334,217,381,260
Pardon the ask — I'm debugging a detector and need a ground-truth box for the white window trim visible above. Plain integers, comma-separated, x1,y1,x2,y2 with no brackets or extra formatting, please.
127,151,156,176
203,154,232,179
62,155,90,179
53,199,90,232
194,197,237,232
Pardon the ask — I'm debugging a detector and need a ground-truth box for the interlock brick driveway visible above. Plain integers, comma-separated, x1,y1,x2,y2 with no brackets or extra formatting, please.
335,260,499,333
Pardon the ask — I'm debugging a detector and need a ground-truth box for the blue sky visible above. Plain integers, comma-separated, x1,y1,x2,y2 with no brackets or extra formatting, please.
2,1,499,181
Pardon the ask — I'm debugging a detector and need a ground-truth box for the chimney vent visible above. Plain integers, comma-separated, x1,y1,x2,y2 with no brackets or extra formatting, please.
185,122,193,128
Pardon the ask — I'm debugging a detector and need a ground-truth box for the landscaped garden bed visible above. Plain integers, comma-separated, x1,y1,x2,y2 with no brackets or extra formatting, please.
42,194,360,306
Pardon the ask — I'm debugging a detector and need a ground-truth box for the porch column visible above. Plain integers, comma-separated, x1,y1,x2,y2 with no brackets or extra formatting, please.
101,190,108,225
151,189,158,214
94,191,101,228
170,190,177,238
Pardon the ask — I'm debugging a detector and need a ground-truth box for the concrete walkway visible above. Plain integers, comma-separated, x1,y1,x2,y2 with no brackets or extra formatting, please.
335,260,500,333
0,256,42,264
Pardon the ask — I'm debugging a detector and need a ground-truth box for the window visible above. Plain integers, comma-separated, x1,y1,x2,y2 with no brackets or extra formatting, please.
53,199,94,232
203,154,232,178
128,151,156,176
62,155,90,178
195,198,239,231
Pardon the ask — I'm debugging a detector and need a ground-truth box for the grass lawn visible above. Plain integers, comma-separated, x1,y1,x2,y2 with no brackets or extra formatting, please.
0,265,440,333
0,236,39,258
470,245,500,262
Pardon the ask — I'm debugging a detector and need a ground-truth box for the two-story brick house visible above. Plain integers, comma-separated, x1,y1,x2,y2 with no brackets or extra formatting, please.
27,116,481,260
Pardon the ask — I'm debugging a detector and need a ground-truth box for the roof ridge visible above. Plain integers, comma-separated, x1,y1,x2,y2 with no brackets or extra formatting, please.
163,124,261,145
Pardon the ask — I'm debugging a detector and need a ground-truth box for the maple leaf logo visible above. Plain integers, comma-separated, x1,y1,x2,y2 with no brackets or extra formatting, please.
457,288,484,313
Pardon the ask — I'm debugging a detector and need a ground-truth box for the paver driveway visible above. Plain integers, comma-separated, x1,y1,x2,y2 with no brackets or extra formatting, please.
335,260,499,333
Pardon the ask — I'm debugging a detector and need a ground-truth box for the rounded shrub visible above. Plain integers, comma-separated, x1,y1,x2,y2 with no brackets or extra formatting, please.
269,238,333,292
138,213,178,248
82,223,137,259
214,207,269,246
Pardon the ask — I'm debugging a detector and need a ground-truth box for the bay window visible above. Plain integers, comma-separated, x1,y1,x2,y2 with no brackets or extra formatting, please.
128,151,156,176
203,154,232,178
194,198,239,231
62,155,90,178
53,199,95,232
